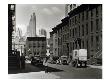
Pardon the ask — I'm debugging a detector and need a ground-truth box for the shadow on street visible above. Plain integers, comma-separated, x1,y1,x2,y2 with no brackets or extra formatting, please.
8,63,63,74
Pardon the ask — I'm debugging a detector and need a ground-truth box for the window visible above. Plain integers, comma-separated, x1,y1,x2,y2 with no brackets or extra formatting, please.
96,19,99,31
73,17,74,24
82,40,84,48
79,26,80,36
58,38,60,45
75,28,77,36
91,36,93,47
82,12,84,21
33,42,36,47
29,43,31,48
82,25,84,36
75,16,77,24
96,7,99,16
67,33,69,39
69,29,71,37
63,35,64,42
69,20,71,27
86,23,88,35
73,28,74,37
91,21,93,32
96,36,99,49
75,51,77,56
61,38,62,45
73,42,74,50
37,52,39,55
34,52,36,55
86,11,88,20
79,14,80,23
70,42,72,52
42,43,44,47
38,42,40,47
79,14,80,19
91,9,93,17
55,39,57,44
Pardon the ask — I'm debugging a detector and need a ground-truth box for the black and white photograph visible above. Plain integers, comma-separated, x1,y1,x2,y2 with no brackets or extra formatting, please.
8,4,102,79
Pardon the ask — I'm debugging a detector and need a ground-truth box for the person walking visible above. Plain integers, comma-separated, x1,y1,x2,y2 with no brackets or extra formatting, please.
43,57,48,73
20,53,25,69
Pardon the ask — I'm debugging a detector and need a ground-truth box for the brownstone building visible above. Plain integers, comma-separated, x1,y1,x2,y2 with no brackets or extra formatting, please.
50,4,102,64
68,4,102,60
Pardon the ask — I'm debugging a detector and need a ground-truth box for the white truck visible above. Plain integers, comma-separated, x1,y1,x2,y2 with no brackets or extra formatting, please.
72,49,87,67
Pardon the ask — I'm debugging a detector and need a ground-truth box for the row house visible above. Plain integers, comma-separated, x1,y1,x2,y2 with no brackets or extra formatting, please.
50,4,102,62
68,4,102,59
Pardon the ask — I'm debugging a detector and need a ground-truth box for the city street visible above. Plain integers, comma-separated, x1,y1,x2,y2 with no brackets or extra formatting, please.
8,4,102,79
8,60,102,79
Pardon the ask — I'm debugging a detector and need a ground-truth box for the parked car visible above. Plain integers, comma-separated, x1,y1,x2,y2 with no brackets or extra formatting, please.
31,55,43,65
60,56,68,65
25,56,29,60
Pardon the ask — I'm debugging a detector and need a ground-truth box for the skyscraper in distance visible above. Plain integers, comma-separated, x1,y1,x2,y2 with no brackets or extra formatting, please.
39,28,47,37
27,12,36,37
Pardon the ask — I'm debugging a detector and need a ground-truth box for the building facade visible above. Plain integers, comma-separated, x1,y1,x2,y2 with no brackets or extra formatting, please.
27,12,36,37
8,4,16,55
53,29,58,57
68,4,102,59
25,37,46,58
49,32,53,58
51,4,102,64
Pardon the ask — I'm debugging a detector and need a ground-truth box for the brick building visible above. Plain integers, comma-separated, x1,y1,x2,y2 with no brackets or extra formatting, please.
25,37,46,58
49,29,58,58
49,32,53,58
68,4,102,59
50,4,102,64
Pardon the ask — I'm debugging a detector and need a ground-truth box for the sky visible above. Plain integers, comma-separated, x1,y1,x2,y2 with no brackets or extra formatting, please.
16,4,65,38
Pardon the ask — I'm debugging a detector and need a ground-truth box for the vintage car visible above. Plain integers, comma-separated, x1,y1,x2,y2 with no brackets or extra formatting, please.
60,56,68,65
31,55,43,65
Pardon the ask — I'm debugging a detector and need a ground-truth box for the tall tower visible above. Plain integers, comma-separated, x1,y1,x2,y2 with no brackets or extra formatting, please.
32,12,36,37
27,12,36,37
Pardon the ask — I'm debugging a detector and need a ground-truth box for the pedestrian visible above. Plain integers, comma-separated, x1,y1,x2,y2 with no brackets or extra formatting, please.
20,53,25,69
43,57,48,73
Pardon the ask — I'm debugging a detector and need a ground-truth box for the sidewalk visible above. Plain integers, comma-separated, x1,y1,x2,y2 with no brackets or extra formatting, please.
88,65,102,69
8,71,60,79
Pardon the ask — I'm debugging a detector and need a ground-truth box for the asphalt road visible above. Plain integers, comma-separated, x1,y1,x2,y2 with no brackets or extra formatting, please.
48,63,102,79
8,60,102,79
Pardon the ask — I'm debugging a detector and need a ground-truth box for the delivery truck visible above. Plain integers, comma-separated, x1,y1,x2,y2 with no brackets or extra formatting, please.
72,49,87,67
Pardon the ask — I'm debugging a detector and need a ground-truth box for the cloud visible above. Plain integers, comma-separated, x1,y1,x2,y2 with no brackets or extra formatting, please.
51,7,61,13
42,8,53,15
32,5,36,12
